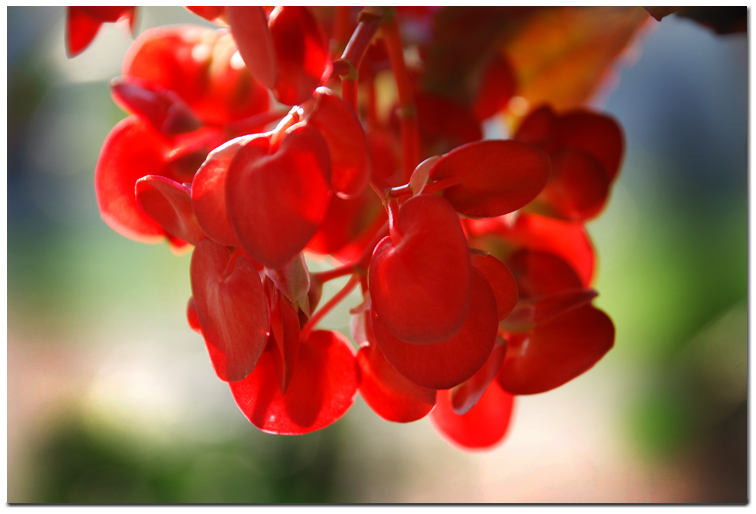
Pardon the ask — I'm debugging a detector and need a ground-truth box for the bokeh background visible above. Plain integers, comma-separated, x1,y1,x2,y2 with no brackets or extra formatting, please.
7,6,748,503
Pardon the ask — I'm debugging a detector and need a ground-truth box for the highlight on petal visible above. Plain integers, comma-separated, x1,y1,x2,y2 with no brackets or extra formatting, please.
430,380,515,450
226,123,332,269
369,194,470,344
268,6,331,106
357,342,436,423
94,116,172,243
497,304,614,395
190,241,270,383
135,175,205,247
303,87,371,198
429,139,551,218
371,268,498,390
230,330,358,435
226,6,277,89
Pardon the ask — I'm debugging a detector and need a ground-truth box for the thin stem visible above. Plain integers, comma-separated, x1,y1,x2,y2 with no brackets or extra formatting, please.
387,198,402,243
311,264,357,283
300,274,361,341
334,7,384,112
382,10,420,181
224,108,290,135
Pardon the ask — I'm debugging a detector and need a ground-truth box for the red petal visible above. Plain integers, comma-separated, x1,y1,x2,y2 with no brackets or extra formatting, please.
226,123,332,268
190,241,270,383
470,253,518,321
532,147,610,221
357,342,436,423
124,26,270,125
449,338,507,415
371,268,498,390
269,6,331,106
265,282,301,394
123,26,211,108
230,330,358,435
187,297,202,335
513,105,557,150
264,253,311,312
66,7,104,57
553,110,624,182
497,304,614,395
502,288,598,330
429,140,551,218
94,116,172,243
506,249,583,299
226,6,277,89
110,76,202,135
430,381,515,450
135,175,206,246
472,54,517,122
369,194,470,344
306,187,386,260
191,135,267,247
415,93,483,156
304,87,370,198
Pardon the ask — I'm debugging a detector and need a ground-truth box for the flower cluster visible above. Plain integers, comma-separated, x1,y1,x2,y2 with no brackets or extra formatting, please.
76,6,624,450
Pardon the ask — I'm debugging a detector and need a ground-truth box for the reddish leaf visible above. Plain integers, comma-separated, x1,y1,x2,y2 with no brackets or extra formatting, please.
371,268,498,390
94,116,172,243
369,194,470,344
226,6,277,89
191,135,266,248
498,304,614,395
230,330,358,435
450,338,507,415
504,7,650,113
269,6,331,106
430,380,515,450
135,175,205,247
110,76,202,135
303,87,371,198
470,253,518,321
357,342,436,423
190,241,270,383
226,123,332,269
429,140,551,218
531,147,610,221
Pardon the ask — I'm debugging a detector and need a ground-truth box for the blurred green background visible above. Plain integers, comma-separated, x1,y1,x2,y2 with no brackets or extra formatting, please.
7,6,747,503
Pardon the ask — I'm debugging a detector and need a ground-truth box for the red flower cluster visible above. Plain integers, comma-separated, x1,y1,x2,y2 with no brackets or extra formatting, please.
79,6,623,450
